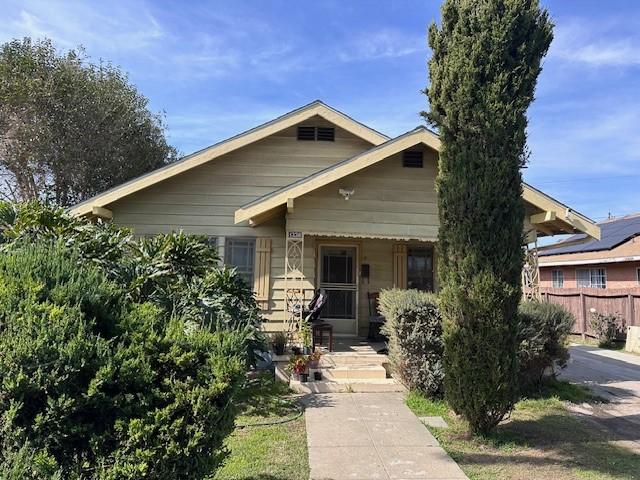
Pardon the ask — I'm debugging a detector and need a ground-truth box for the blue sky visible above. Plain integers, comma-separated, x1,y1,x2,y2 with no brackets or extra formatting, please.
1,0,639,224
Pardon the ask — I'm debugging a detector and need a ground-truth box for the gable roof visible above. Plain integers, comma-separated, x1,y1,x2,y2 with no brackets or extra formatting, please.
233,127,601,240
234,126,439,223
69,100,389,217
539,213,640,256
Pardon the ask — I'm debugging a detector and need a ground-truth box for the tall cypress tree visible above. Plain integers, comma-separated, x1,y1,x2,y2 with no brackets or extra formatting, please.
426,0,553,434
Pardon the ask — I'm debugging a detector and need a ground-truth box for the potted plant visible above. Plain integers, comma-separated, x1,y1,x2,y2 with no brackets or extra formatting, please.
272,331,288,356
288,355,309,382
300,321,313,355
308,350,322,369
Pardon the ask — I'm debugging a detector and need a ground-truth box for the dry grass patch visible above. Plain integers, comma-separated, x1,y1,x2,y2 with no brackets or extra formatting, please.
407,380,638,480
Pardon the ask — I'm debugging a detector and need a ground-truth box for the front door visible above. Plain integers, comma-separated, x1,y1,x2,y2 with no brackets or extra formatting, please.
318,245,358,335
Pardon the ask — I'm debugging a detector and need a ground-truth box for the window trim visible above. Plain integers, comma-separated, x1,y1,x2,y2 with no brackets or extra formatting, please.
552,269,564,288
637,267,640,286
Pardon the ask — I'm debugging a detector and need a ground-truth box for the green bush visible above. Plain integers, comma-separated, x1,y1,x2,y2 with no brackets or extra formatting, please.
589,311,625,348
0,202,264,354
0,244,246,479
379,289,444,397
518,301,574,391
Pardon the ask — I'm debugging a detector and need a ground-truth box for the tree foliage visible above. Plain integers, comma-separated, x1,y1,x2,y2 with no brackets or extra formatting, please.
0,38,176,206
426,0,553,434
0,203,265,478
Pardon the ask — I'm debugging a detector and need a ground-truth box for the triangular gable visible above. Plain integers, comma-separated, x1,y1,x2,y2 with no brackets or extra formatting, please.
69,100,389,216
235,127,600,240
235,127,438,224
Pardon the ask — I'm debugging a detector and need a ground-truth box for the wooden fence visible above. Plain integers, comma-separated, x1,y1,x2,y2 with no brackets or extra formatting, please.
539,287,640,337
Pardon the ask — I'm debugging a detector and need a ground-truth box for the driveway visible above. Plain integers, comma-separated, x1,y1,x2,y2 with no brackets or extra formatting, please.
560,345,640,453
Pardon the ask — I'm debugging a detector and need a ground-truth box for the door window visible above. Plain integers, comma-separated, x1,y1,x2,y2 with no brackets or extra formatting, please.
407,247,434,291
319,246,357,321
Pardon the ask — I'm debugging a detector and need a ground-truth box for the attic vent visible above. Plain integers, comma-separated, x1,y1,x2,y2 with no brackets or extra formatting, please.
403,151,423,168
297,126,316,141
316,127,335,142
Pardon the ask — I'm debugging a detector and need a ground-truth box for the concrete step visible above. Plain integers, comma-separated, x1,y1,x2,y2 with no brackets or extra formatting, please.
320,354,389,367
290,377,406,394
321,364,387,380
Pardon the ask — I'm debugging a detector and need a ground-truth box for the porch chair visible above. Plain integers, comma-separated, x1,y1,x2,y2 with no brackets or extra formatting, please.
367,292,386,341
303,289,333,352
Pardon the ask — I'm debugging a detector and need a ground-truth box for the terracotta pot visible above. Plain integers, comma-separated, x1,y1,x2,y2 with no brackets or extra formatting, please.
299,373,309,383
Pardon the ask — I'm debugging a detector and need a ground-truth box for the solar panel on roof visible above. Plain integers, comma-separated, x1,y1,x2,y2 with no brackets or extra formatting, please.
539,215,640,256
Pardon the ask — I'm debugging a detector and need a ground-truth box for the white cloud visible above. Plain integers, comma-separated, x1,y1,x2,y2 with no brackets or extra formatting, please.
1,1,165,53
339,29,426,62
551,19,640,67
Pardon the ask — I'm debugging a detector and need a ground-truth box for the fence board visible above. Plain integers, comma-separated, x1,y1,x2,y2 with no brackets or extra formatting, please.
539,287,640,337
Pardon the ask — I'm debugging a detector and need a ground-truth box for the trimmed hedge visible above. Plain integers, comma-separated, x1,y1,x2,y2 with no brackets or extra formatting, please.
379,291,575,398
0,244,246,479
379,289,444,397
518,300,574,391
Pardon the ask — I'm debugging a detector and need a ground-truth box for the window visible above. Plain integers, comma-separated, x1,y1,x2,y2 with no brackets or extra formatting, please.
296,126,335,141
637,267,640,285
225,238,255,285
402,150,423,168
552,269,564,288
576,268,606,289
407,246,434,291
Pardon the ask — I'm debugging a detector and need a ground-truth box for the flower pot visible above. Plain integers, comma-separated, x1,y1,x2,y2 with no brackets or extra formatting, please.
308,360,319,369
299,373,309,383
302,346,311,355
313,371,322,381
274,345,285,356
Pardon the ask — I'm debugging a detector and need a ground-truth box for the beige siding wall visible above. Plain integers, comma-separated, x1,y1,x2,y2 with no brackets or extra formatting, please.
286,145,439,240
105,119,373,331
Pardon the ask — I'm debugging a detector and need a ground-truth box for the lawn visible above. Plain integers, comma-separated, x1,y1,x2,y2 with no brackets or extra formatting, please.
212,374,309,480
407,380,639,480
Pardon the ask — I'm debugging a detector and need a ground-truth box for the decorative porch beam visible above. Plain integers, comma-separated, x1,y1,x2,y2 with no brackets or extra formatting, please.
91,206,113,220
530,210,556,224
287,198,294,214
248,205,285,227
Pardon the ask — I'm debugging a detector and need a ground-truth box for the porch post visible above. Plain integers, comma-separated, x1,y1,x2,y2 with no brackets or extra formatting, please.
284,230,305,332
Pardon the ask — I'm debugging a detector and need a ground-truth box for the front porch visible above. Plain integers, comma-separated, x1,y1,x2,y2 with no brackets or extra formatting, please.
284,232,437,338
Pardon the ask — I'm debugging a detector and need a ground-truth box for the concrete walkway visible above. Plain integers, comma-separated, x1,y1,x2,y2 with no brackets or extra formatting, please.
560,345,640,454
304,393,467,480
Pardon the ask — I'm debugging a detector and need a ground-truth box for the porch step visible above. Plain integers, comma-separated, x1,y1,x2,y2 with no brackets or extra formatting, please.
320,354,389,367
322,364,387,380
290,378,406,394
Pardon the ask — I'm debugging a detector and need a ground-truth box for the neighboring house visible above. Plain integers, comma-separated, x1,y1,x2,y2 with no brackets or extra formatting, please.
539,214,640,290
70,101,600,336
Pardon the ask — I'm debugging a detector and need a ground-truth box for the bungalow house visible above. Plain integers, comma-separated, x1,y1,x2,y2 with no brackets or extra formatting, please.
70,101,600,337
539,213,640,290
